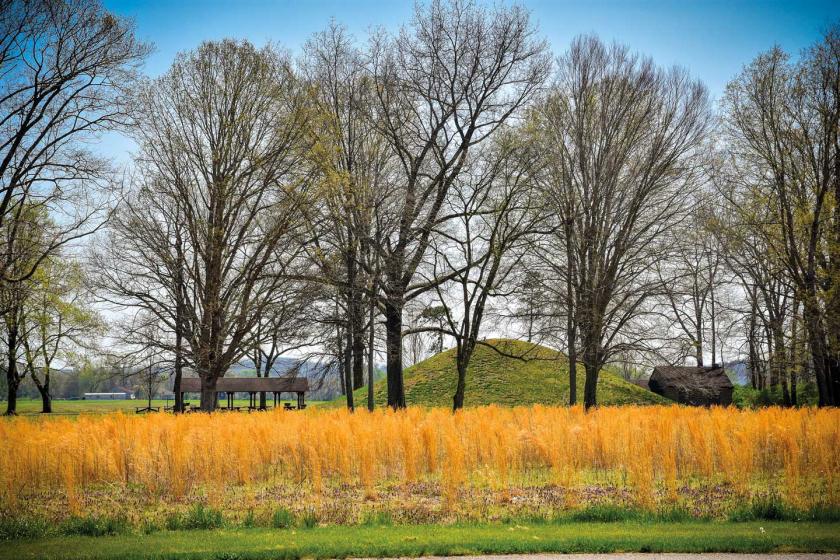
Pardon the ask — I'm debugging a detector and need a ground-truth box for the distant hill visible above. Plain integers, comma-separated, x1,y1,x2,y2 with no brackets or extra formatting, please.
332,338,668,408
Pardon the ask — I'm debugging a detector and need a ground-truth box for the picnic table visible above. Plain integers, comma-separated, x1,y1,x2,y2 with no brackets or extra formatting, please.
135,406,160,414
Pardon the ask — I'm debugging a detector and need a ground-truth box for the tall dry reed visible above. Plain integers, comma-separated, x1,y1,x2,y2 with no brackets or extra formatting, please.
0,405,837,510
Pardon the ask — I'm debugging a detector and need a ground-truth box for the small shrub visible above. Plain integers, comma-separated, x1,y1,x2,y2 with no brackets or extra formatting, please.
300,509,318,529
241,509,256,529
167,504,225,530
500,512,554,525
272,507,295,529
361,510,393,526
729,494,793,522
62,514,129,537
141,519,162,534
654,505,693,522
805,504,840,522
569,504,642,522
0,516,51,541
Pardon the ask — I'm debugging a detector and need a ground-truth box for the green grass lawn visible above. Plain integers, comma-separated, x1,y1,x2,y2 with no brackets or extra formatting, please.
2,521,837,559
331,338,668,408
8,398,325,416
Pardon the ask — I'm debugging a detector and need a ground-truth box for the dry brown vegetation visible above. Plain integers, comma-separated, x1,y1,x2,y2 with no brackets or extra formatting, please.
1,405,837,525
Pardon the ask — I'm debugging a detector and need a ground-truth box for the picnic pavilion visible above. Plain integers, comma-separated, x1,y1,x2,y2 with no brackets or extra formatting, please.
179,377,309,411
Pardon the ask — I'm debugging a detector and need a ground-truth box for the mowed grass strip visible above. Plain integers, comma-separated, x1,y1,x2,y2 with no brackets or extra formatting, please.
3,521,839,560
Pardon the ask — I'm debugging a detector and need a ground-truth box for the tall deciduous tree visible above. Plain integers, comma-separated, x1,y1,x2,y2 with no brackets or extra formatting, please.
721,28,840,406
21,256,103,413
423,136,543,410
0,0,149,285
125,40,314,411
92,175,192,411
301,22,390,402
532,36,710,409
0,204,47,414
368,0,550,408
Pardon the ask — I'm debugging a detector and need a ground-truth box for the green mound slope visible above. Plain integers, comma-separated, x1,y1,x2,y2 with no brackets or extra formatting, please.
338,338,668,407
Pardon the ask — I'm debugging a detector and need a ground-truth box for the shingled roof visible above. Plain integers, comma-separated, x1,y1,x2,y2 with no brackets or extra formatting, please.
179,376,308,393
649,365,733,406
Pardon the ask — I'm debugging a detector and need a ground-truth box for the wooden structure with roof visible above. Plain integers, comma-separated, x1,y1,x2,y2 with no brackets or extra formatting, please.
648,365,733,406
179,377,308,410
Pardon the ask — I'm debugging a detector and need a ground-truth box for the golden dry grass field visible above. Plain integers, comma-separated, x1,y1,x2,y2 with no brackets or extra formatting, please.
1,405,838,528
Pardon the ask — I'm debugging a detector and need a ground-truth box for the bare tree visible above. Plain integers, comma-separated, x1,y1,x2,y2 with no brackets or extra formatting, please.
367,0,550,408
91,174,192,411
121,40,314,411
531,36,710,409
300,22,390,403
0,0,149,285
422,135,543,410
721,28,840,406
657,205,726,367
714,192,798,404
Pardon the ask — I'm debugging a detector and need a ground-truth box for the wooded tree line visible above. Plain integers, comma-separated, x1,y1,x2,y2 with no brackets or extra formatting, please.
1,0,838,415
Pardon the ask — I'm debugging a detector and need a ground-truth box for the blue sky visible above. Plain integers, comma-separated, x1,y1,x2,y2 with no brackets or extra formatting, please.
105,0,840,99
101,0,839,161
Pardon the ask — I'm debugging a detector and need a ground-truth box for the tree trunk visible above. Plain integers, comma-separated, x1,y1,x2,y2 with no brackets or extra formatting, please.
4,381,17,416
765,324,778,388
710,284,717,366
367,289,376,412
747,294,759,390
38,386,51,414
174,225,186,413
345,326,354,411
5,325,18,416
565,247,577,405
352,323,365,391
199,375,218,412
173,332,184,413
803,302,832,406
453,341,475,411
453,358,467,411
30,363,52,414
384,297,406,409
567,316,577,406
771,322,791,406
829,358,840,407
582,360,599,411
33,373,52,413
695,298,704,366
336,316,346,395
581,321,601,410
